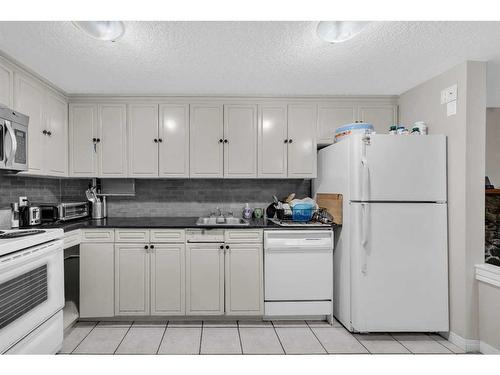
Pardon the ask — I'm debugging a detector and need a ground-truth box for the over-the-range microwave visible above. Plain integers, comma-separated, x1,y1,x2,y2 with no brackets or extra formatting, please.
0,106,29,172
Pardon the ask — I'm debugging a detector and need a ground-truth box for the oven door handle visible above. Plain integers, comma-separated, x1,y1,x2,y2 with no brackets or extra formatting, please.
4,120,17,166
0,239,63,271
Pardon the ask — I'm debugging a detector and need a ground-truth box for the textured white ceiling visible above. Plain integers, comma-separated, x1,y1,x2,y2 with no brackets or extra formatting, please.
0,21,499,105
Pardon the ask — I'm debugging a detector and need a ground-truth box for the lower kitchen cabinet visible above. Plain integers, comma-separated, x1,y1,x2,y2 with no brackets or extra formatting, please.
151,244,186,315
225,243,263,315
80,243,114,318
115,244,150,316
186,243,225,315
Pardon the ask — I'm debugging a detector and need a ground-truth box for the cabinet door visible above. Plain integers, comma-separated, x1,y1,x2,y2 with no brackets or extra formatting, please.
69,104,98,176
98,103,127,177
317,104,356,145
224,104,257,178
151,244,186,315
287,104,317,178
225,243,263,315
80,243,114,318
13,73,45,174
189,104,223,178
45,91,68,176
159,103,189,177
358,105,397,134
186,243,224,315
115,244,150,315
257,104,288,178
0,61,13,107
128,103,159,177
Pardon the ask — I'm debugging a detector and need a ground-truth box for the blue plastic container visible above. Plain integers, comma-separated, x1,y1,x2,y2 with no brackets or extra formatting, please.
292,202,315,222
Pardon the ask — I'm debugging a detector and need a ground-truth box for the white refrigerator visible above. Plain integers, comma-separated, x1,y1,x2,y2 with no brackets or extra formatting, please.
313,134,449,332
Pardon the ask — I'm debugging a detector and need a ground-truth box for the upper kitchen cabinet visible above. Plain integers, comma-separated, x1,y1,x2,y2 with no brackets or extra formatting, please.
224,104,258,178
358,105,397,134
14,73,68,176
317,104,356,145
98,104,127,177
159,103,189,178
128,103,159,178
189,103,224,178
258,104,288,178
287,104,317,178
258,103,317,178
69,104,98,176
44,91,68,176
0,61,13,108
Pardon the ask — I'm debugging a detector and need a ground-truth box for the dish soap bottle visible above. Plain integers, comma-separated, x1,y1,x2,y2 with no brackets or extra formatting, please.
243,203,252,220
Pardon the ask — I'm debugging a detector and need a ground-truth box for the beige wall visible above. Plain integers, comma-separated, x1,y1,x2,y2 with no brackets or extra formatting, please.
486,108,500,187
399,61,486,343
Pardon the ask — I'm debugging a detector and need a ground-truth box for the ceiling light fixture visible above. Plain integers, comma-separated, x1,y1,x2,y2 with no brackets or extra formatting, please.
317,21,370,43
72,21,125,42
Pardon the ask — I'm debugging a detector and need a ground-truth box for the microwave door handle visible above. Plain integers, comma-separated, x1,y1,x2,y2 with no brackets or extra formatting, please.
4,120,17,166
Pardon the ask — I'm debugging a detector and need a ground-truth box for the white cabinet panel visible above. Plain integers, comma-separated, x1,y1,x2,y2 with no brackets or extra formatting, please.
80,243,114,318
128,103,159,177
287,104,317,178
159,104,190,177
151,244,186,315
115,244,150,315
225,243,263,315
317,104,356,145
258,104,288,178
69,104,98,176
223,104,258,178
358,105,397,134
186,243,224,315
189,104,223,178
13,73,45,174
0,62,13,107
44,91,68,176
99,104,127,177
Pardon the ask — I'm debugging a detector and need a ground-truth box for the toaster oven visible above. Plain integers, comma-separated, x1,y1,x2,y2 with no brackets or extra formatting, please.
40,202,89,222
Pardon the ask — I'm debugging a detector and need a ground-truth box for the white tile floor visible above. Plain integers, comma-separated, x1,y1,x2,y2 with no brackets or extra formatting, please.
60,319,465,355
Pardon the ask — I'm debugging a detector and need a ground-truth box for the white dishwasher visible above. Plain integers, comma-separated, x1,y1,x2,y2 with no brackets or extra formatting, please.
264,230,333,319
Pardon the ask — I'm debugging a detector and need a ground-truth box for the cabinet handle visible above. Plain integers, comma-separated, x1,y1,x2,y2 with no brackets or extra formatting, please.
96,138,100,143
144,245,149,250
150,244,155,249
284,139,288,143
218,139,223,143
158,138,163,143
288,139,293,143
225,245,230,250
219,245,224,250
47,131,52,136
43,130,48,135
154,139,158,143
223,139,228,144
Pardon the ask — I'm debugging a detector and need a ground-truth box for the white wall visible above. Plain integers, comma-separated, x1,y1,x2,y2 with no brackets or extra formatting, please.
486,108,500,187
399,61,486,348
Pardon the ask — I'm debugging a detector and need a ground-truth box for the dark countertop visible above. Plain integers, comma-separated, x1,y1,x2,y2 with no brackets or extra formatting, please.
31,216,336,232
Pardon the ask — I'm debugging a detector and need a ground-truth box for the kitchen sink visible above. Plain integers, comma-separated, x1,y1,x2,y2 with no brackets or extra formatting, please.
196,217,250,226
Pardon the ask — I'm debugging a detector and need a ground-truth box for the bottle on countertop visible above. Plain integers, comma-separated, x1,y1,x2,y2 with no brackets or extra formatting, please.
11,202,19,228
414,121,428,135
243,203,252,220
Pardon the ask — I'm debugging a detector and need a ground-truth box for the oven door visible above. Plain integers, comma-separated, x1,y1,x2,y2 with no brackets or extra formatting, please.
0,239,64,353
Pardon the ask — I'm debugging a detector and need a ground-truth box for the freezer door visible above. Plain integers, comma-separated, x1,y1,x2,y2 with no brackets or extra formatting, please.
350,202,449,332
349,134,447,202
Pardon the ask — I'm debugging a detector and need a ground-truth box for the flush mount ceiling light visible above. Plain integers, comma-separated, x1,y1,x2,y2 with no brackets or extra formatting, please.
72,21,125,42
317,21,370,43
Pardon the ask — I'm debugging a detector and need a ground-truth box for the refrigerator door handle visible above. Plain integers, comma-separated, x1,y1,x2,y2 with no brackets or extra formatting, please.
361,137,369,201
360,203,369,274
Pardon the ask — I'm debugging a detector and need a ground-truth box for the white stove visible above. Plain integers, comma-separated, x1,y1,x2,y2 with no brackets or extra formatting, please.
0,228,64,354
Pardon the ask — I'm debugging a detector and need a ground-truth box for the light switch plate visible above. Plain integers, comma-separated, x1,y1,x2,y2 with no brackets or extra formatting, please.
447,100,457,116
446,84,458,102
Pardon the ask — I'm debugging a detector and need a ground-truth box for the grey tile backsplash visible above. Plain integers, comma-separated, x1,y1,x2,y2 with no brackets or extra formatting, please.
0,173,311,218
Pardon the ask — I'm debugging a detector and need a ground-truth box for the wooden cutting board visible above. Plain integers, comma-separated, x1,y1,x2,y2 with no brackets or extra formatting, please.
315,193,343,225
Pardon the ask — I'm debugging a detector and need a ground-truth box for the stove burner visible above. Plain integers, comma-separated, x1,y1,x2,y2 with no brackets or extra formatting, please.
0,230,45,239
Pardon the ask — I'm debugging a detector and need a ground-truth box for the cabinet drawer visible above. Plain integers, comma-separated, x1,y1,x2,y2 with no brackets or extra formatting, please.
150,229,185,243
224,229,263,243
64,230,81,249
80,229,115,243
115,229,150,243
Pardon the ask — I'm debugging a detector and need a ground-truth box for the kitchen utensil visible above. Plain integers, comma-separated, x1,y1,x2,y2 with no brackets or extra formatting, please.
253,208,263,219
266,203,277,218
285,193,296,203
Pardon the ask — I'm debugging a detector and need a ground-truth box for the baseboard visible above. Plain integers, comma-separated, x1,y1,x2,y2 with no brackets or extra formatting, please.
480,341,500,354
441,331,480,353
